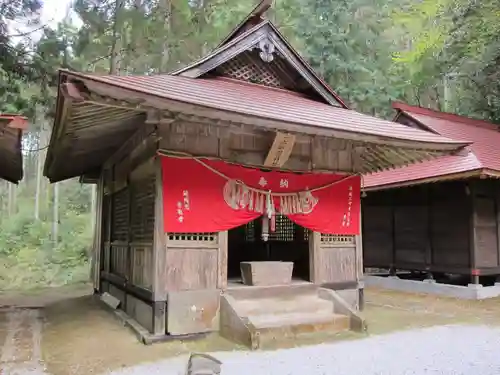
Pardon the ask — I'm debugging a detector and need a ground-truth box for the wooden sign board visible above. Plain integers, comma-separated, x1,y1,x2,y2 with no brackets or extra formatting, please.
263,132,296,168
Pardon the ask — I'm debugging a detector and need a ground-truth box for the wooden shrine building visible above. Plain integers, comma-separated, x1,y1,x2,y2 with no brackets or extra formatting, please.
0,114,27,183
363,102,500,285
43,1,467,346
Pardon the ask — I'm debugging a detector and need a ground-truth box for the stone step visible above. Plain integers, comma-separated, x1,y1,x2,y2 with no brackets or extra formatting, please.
249,311,345,329
248,312,350,348
232,294,333,316
225,282,318,300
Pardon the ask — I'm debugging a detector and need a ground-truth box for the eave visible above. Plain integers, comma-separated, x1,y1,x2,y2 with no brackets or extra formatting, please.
0,115,27,183
43,71,470,183
363,168,500,192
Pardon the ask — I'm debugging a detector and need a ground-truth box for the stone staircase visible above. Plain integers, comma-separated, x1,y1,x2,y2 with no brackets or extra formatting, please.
220,283,365,349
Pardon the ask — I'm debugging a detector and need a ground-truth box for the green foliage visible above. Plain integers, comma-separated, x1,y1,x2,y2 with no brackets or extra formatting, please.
0,182,93,290
391,0,500,119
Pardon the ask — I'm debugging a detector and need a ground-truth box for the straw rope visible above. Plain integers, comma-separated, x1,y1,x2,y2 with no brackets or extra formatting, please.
158,150,357,196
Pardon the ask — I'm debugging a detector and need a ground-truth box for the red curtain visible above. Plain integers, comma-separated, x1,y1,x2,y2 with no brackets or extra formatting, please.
161,155,361,235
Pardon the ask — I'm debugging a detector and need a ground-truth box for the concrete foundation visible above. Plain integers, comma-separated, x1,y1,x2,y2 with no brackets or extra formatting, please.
365,275,500,300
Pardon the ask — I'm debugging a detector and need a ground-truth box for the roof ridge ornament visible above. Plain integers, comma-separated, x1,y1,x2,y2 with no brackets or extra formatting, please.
258,37,275,62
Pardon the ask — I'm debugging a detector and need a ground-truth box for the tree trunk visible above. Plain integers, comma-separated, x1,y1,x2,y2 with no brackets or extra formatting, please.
52,182,59,245
159,0,171,73
34,123,44,220
7,182,14,217
110,0,124,74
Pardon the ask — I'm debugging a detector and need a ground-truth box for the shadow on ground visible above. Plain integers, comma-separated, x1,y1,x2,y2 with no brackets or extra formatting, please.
2,285,500,375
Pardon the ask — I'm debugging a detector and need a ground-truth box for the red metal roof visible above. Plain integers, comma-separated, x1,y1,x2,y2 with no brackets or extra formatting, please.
0,114,28,130
63,71,467,147
363,103,500,189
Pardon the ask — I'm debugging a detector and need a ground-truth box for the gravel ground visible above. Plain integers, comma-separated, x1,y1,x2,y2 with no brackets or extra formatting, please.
107,325,500,375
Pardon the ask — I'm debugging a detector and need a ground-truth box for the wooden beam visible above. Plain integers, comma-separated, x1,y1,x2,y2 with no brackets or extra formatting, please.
218,231,228,289
263,131,295,168
178,26,268,78
152,156,168,301
145,108,176,125
104,123,156,169
60,82,86,102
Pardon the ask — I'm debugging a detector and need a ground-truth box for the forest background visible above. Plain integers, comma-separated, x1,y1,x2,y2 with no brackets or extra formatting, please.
0,0,498,290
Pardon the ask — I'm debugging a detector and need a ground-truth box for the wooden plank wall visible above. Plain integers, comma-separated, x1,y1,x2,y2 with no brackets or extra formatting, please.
162,232,228,291
363,181,474,274
309,233,359,285
101,159,156,293
470,179,500,271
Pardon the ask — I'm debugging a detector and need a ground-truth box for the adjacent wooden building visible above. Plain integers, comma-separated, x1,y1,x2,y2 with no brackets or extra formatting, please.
44,1,467,345
0,114,27,183
363,102,500,284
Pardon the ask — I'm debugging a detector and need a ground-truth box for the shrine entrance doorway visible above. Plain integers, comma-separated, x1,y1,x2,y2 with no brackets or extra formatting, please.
227,214,310,284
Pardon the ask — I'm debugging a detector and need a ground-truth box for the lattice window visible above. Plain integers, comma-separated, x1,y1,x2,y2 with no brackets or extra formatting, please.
130,174,155,243
245,221,255,242
167,233,217,243
269,215,295,241
320,234,355,245
217,51,284,88
101,195,111,241
111,188,129,242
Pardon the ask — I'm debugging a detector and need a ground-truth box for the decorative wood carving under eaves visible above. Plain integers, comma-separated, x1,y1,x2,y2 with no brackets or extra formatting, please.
254,37,276,63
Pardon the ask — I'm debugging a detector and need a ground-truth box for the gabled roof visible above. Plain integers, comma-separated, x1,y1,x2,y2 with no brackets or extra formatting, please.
171,9,347,107
216,0,273,47
0,114,27,183
363,102,500,190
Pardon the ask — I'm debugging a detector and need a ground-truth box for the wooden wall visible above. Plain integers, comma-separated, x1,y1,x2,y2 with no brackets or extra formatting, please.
363,179,500,276
470,179,500,273
98,150,160,333
102,159,156,290
163,232,228,291
310,232,362,287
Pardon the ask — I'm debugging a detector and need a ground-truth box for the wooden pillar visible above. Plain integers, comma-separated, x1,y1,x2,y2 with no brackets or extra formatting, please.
355,217,363,283
124,178,133,312
495,180,500,272
469,181,479,284
425,185,433,270
218,231,228,289
308,231,321,283
390,205,396,276
355,211,364,310
92,175,104,292
152,156,167,335
104,168,113,275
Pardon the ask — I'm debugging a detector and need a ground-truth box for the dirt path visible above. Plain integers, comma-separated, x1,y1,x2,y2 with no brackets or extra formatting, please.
0,308,45,375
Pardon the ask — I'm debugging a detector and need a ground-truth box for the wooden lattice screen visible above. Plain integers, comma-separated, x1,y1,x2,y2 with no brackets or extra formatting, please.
110,187,129,277
218,51,283,88
111,187,129,242
269,215,295,241
130,174,156,243
167,233,217,244
320,234,355,245
245,221,255,242
101,194,111,272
